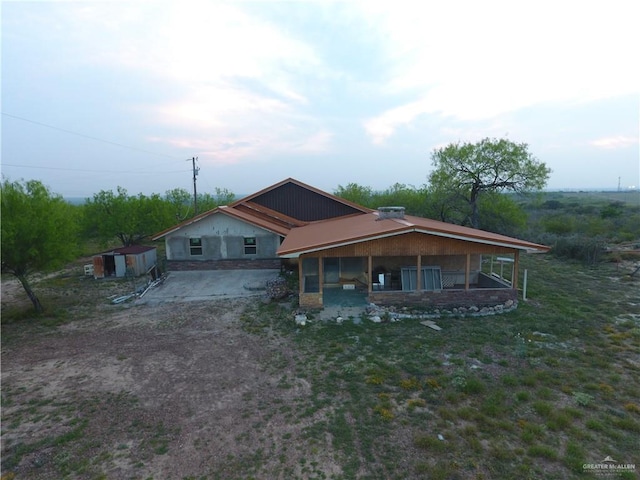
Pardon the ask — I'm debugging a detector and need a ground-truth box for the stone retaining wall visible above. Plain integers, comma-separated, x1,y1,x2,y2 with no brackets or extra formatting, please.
367,288,517,308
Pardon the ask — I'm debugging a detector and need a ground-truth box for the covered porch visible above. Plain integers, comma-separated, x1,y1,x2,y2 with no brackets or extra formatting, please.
277,207,548,310
297,251,519,309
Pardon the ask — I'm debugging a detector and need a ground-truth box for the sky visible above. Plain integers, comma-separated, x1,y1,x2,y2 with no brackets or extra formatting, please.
1,0,639,199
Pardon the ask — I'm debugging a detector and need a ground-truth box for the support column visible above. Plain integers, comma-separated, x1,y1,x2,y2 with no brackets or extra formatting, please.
318,257,324,296
513,251,519,290
298,258,304,296
368,255,373,293
416,254,422,290
465,253,471,290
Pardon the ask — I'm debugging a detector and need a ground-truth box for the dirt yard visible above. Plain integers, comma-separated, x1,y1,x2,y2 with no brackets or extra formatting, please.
1,279,332,479
4,254,640,479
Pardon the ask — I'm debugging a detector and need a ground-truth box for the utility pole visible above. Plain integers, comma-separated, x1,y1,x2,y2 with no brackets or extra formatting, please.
188,157,199,215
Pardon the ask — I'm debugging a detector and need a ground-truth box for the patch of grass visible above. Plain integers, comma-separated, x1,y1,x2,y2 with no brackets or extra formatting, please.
399,377,421,391
532,401,553,418
414,434,447,452
527,444,558,460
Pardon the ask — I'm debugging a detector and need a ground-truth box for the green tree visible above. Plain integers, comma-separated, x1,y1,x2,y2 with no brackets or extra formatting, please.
377,183,429,216
83,187,171,247
477,192,527,235
164,188,193,222
429,138,551,229
334,183,374,207
196,187,236,212
1,179,79,312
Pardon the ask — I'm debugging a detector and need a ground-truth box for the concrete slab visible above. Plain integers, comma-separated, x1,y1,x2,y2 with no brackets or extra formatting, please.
137,269,280,305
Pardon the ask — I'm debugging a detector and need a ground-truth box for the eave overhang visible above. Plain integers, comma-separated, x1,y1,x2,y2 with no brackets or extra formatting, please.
277,224,550,258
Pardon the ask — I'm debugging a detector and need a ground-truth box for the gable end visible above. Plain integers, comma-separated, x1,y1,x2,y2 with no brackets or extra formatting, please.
252,181,364,221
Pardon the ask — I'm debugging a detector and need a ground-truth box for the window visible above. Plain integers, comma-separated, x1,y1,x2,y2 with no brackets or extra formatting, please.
189,237,203,256
244,237,257,255
401,266,443,291
422,267,443,291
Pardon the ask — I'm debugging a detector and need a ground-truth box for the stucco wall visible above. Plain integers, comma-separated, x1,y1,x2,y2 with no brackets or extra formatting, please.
165,212,282,261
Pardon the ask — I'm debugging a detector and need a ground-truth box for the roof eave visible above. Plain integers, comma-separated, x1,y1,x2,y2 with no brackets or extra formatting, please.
151,208,220,240
221,207,290,236
278,227,549,258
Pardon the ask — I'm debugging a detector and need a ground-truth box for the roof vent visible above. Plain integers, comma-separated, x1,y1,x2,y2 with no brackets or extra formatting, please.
377,206,405,220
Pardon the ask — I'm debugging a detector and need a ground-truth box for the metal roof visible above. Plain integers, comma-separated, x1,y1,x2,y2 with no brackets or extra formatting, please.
277,211,550,257
152,178,550,258
151,178,371,241
96,245,156,255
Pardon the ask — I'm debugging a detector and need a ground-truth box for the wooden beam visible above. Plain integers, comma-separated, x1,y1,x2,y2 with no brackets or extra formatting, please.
416,254,422,290
368,255,373,293
513,251,519,290
465,253,471,290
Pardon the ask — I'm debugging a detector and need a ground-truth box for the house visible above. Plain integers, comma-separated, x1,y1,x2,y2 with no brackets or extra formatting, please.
92,245,157,279
153,178,549,308
151,178,371,271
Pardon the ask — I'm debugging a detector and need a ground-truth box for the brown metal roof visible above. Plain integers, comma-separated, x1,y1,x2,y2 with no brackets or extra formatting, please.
233,201,308,230
217,205,292,236
152,178,372,240
277,211,550,257
151,205,293,240
151,207,221,240
97,245,156,255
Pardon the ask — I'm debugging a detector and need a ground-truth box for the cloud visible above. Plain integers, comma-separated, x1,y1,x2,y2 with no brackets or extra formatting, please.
359,0,640,143
364,99,431,144
52,2,331,162
589,135,638,149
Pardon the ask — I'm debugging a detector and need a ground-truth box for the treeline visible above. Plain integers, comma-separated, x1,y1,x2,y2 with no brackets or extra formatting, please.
81,186,235,247
3,138,637,312
335,184,640,264
520,192,640,264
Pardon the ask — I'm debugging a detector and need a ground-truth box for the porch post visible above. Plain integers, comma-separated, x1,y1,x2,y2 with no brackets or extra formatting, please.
416,254,422,290
513,251,519,290
368,255,373,293
318,257,324,297
298,257,304,296
465,253,471,290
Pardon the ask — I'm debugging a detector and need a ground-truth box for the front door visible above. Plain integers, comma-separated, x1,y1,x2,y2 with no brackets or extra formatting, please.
114,254,127,277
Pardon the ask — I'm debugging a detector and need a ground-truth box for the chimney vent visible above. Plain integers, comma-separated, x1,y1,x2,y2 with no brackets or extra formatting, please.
377,206,405,220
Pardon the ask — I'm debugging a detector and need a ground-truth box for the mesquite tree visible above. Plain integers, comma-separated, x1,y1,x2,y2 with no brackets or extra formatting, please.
429,138,551,229
1,179,79,312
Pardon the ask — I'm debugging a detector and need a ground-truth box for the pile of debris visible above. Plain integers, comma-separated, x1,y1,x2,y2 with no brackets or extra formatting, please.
110,274,168,304
265,276,292,300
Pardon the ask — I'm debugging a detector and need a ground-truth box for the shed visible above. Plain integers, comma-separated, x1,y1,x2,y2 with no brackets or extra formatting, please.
92,245,157,279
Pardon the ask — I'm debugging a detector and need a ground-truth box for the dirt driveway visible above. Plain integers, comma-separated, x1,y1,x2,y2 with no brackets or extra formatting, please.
1,281,340,479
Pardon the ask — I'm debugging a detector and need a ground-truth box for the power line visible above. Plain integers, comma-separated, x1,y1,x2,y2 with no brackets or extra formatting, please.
1,112,183,161
1,163,189,175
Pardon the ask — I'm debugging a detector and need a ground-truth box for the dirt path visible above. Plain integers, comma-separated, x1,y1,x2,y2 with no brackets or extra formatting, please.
1,298,334,479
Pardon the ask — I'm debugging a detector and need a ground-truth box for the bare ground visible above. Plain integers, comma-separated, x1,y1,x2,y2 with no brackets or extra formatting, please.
1,284,338,479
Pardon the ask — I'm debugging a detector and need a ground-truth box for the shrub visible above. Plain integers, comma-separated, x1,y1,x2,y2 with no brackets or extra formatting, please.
573,392,594,407
400,377,422,391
